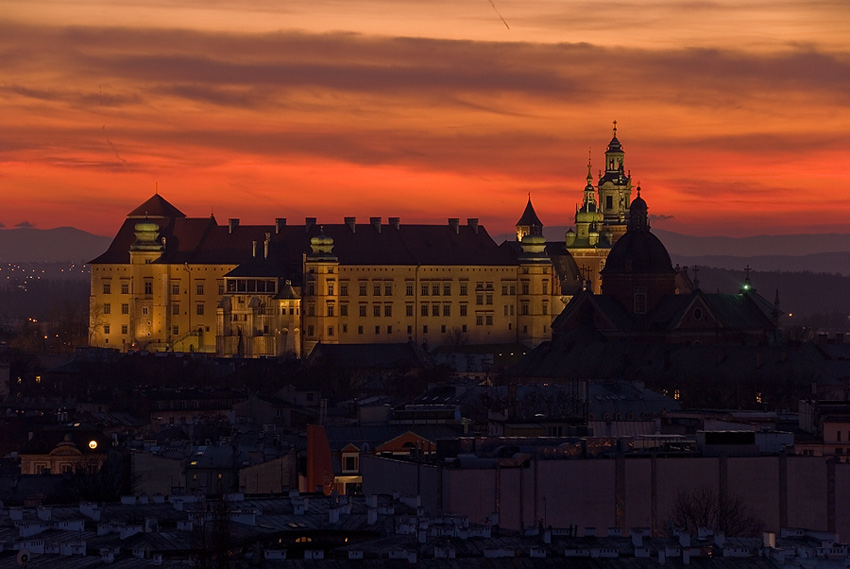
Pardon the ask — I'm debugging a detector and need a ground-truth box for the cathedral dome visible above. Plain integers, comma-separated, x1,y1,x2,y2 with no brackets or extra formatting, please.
602,191,673,276
601,230,674,275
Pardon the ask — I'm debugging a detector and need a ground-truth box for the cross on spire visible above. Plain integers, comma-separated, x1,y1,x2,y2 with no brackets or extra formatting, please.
744,264,751,279
612,120,618,137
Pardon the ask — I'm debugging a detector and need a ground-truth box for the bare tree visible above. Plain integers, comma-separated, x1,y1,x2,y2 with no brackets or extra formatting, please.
88,302,107,345
668,485,763,537
443,326,468,346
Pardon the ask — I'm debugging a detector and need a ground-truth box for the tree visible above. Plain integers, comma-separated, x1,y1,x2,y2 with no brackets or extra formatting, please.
668,485,763,537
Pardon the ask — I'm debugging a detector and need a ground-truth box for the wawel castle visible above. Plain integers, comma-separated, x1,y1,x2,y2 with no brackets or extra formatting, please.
89,127,636,357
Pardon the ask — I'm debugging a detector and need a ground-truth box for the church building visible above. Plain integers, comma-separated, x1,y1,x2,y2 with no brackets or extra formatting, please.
88,126,637,357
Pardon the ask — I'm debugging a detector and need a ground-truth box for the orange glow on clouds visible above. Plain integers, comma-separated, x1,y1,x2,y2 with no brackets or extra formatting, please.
1,1,850,237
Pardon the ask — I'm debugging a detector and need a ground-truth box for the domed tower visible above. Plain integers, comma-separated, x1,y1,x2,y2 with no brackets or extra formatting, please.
600,188,676,314
515,195,544,241
597,121,632,242
575,151,603,245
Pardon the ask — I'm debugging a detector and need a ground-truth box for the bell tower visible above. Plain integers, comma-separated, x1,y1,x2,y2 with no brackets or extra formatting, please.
597,121,632,243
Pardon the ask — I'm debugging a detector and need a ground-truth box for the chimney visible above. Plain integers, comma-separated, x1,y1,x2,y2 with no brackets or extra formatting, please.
467,218,479,234
275,218,286,234
305,217,316,232
448,218,460,234
228,218,239,233
345,217,356,233
389,217,400,230
370,217,382,233
263,236,269,260
252,240,257,258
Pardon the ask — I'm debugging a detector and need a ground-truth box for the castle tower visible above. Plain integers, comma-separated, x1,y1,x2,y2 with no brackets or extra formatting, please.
302,228,339,355
515,195,544,241
597,121,632,242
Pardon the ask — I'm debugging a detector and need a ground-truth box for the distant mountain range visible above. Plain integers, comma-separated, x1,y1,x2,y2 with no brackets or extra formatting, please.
0,227,112,263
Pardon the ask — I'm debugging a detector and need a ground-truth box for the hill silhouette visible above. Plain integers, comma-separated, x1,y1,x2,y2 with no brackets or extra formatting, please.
0,227,111,263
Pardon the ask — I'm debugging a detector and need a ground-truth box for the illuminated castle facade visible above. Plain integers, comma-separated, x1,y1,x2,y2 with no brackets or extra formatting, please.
89,126,634,357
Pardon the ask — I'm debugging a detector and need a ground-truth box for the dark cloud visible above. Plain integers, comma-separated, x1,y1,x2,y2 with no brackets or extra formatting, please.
650,214,675,221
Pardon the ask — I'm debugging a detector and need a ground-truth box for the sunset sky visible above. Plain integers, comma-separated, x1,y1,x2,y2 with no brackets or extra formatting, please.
2,0,849,238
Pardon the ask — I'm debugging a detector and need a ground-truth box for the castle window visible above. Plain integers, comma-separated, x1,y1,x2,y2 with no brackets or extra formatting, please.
121,324,128,335
542,302,549,315
542,281,549,295
103,282,111,294
407,325,413,334
443,282,451,295
521,302,529,315
342,324,348,333
373,283,381,296
308,304,315,316
359,282,367,296
460,304,468,317
460,283,468,296
307,325,314,336
406,305,414,317
510,305,515,316
443,304,451,317
327,303,335,317
121,282,129,294
375,325,380,334
340,282,349,296
633,288,647,314
502,285,508,295
359,304,367,317
510,284,516,295
172,303,179,315
485,314,493,325
693,307,703,321
462,324,467,333
218,283,224,295
476,294,483,305
307,282,315,296
328,326,334,336
196,283,204,295
423,325,428,333
327,281,335,295
197,304,204,316
373,304,381,317
384,283,392,296
521,281,529,295
432,283,440,296
606,195,613,209
387,325,392,334
486,294,493,305
144,280,153,295
421,304,428,317
384,304,392,317
340,304,348,317
358,325,363,334
142,306,149,316
405,283,414,296
104,324,110,334
421,283,429,296
121,303,129,315
431,304,439,317
476,315,483,326
103,303,111,315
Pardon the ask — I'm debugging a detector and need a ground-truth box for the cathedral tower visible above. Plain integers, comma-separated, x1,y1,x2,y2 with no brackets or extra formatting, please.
597,121,632,242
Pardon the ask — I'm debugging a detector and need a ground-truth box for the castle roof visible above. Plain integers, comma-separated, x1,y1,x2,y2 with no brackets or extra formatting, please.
127,194,186,219
516,197,543,227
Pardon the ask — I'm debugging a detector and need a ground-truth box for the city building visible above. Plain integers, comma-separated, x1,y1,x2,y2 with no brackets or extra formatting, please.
89,126,634,357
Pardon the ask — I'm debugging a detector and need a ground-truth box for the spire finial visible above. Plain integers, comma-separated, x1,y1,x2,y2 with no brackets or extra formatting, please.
612,120,618,137
637,183,641,197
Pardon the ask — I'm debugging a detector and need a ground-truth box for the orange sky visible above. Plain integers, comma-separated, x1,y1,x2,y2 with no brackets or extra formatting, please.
2,0,850,238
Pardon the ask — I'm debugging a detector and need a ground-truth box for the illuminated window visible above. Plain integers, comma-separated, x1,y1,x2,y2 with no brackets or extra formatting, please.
104,325,110,334
172,283,180,295
405,284,414,296
102,282,111,294
327,281,335,295
327,303,335,317
103,303,111,315
196,304,204,316
144,280,153,295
